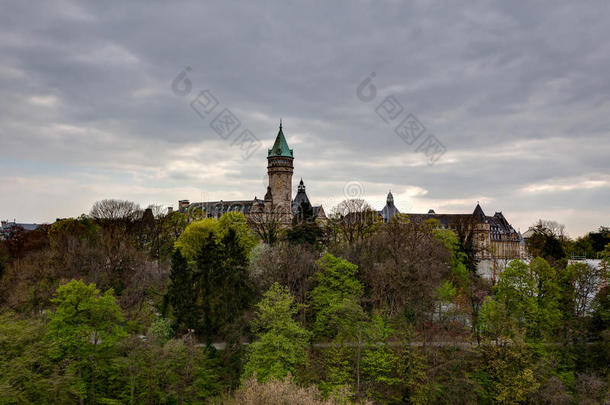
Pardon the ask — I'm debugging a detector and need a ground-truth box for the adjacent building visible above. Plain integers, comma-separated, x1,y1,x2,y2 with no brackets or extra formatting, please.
379,192,522,260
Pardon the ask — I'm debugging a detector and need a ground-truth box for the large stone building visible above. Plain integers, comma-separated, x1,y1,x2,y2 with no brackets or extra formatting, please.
379,192,522,260
178,122,325,223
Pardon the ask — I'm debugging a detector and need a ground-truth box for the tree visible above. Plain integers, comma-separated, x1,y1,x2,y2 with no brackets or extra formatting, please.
309,254,400,399
588,227,610,254
174,218,219,261
310,253,364,339
166,248,195,333
0,312,54,403
86,200,160,298
448,215,490,342
286,221,324,247
159,211,188,249
474,343,540,404
353,216,450,335
590,285,610,339
525,221,566,265
529,257,561,339
193,229,254,343
479,258,561,342
218,211,257,255
224,377,338,405
243,283,310,382
162,339,221,402
45,280,127,404
327,199,379,245
249,242,318,322
561,262,607,319
120,336,221,404
247,203,286,245
89,199,142,222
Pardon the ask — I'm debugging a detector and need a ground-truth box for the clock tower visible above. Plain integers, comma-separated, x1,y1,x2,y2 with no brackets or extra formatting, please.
267,120,294,221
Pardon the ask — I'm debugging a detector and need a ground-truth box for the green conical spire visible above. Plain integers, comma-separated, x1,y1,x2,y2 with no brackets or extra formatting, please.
268,120,293,157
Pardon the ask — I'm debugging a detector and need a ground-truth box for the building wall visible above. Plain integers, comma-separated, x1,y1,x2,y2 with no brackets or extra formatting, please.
267,156,293,223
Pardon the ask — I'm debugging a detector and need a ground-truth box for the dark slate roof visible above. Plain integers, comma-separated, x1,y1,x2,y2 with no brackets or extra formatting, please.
183,199,263,215
404,212,472,228
404,205,517,235
379,191,400,221
1,221,39,231
488,212,517,235
292,179,311,214
312,205,325,218
473,203,485,221
268,121,293,158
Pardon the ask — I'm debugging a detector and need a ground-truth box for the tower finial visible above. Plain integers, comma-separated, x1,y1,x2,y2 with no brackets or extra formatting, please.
279,118,282,130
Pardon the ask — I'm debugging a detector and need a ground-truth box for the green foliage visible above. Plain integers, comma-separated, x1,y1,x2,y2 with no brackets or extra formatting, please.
45,280,127,404
218,211,258,256
154,211,188,261
310,254,363,338
4,202,610,404
526,230,565,264
571,228,610,258
590,285,610,339
310,253,400,401
0,312,52,404
174,218,219,260
436,280,457,302
243,283,310,382
49,216,99,250
396,345,429,405
360,315,401,401
195,228,255,343
480,258,561,342
166,248,195,333
120,336,221,404
473,343,540,405
148,318,173,345
286,222,324,247
529,257,561,339
175,214,256,262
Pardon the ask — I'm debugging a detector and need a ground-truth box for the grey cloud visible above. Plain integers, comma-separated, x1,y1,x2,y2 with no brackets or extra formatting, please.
1,0,609,235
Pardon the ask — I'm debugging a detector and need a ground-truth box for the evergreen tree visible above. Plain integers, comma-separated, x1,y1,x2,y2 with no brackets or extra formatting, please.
194,233,223,342
217,228,254,326
194,229,254,344
167,248,195,333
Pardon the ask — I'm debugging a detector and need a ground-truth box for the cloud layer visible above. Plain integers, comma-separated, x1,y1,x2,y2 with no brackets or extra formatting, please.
1,0,609,236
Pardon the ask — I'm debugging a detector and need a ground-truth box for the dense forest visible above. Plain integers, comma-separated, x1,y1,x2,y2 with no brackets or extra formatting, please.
1,199,609,404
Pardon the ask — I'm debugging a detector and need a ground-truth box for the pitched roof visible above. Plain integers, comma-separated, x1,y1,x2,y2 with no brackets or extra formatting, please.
182,199,262,215
268,121,293,158
379,191,400,221
473,203,485,221
292,179,311,214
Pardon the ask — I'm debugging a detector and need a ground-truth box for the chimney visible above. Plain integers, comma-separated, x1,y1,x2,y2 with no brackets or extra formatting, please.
178,200,190,212
167,206,174,214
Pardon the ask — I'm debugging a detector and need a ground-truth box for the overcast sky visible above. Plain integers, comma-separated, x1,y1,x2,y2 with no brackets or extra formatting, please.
1,0,609,237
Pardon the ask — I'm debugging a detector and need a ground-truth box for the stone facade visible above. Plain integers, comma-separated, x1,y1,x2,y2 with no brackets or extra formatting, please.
380,193,522,261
